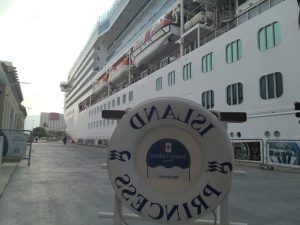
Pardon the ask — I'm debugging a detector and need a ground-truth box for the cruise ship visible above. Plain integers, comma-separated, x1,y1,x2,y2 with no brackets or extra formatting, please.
61,0,300,167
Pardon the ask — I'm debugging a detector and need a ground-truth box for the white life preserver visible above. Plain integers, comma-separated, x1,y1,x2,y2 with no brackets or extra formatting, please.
107,97,233,224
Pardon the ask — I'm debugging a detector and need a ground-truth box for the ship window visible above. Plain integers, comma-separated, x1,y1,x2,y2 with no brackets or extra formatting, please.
260,72,283,99
88,123,90,129
168,71,176,86
96,121,99,127
258,22,281,51
104,103,106,110
129,91,133,101
107,120,110,126
156,77,163,90
100,105,102,112
94,108,96,115
183,63,192,81
117,97,120,106
201,90,214,109
122,94,126,104
103,119,106,126
202,53,213,73
238,13,247,25
100,120,102,127
112,120,114,125
270,0,284,7
248,6,258,19
258,1,269,13
226,82,243,105
226,39,242,64
108,102,111,109
112,99,115,108
97,106,99,114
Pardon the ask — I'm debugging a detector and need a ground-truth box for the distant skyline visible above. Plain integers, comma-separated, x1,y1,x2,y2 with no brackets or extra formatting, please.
0,0,115,117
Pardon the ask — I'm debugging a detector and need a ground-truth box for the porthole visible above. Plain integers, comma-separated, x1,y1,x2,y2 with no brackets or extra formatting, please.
274,130,280,138
264,131,270,138
230,132,234,137
236,132,241,138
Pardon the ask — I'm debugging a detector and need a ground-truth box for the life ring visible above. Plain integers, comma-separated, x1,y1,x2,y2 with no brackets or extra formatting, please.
107,97,233,224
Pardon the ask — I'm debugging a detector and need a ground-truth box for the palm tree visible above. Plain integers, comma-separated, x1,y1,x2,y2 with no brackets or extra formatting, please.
43,122,48,129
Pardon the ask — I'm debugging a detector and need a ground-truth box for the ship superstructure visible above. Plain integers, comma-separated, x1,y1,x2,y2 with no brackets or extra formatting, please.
62,0,300,166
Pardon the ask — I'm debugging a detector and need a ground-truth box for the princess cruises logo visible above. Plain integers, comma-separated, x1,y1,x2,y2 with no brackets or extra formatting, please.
146,138,191,180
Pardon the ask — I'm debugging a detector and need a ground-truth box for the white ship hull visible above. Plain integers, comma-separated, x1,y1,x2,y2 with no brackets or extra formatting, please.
63,0,300,167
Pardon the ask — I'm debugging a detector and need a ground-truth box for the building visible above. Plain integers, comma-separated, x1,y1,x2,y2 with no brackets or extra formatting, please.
0,61,27,130
39,112,65,132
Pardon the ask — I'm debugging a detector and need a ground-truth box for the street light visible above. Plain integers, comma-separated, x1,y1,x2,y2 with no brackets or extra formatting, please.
10,82,31,86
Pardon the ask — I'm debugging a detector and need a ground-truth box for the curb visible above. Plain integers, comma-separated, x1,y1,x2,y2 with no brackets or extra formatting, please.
0,163,18,198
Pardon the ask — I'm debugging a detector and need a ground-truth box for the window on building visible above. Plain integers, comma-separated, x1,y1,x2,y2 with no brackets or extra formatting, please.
183,63,192,80
202,53,213,73
122,94,126,104
227,82,243,105
226,39,242,64
260,72,283,99
129,91,133,101
201,90,214,109
156,77,163,90
112,99,115,108
258,22,281,51
168,70,176,86
117,97,120,106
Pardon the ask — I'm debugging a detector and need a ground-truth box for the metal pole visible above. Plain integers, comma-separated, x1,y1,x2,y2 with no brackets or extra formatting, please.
128,52,131,85
113,195,123,225
180,0,184,57
219,194,230,225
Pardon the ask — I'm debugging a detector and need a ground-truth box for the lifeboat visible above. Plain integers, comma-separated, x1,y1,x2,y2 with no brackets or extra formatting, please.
131,17,180,67
184,10,214,30
108,57,129,84
93,73,108,94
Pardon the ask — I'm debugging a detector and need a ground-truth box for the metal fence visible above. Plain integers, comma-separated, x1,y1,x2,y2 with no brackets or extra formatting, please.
0,129,32,166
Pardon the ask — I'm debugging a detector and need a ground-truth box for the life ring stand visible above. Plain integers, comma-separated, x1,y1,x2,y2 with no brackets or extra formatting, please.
107,97,234,224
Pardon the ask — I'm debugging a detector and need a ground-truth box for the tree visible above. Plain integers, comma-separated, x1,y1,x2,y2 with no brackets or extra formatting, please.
32,127,47,138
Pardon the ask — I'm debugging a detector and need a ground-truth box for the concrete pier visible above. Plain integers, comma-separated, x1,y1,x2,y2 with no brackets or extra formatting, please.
0,142,299,225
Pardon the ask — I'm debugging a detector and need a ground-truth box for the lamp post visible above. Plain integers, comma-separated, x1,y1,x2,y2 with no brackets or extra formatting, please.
32,120,35,131
10,82,31,86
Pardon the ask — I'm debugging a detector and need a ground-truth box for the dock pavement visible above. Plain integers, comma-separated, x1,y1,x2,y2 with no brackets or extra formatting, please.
0,142,299,225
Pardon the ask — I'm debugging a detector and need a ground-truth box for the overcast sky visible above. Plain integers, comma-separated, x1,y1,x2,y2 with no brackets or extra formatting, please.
0,0,114,117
